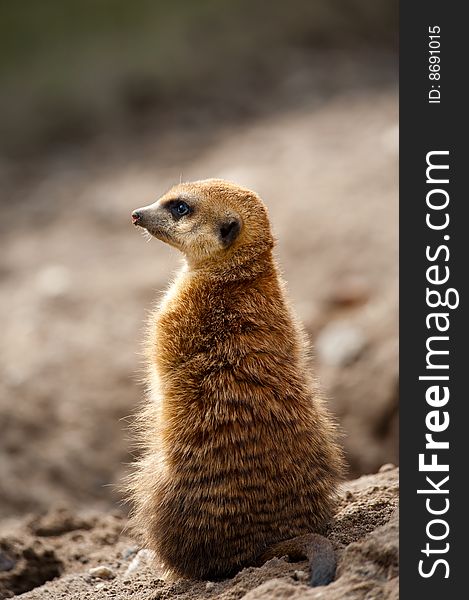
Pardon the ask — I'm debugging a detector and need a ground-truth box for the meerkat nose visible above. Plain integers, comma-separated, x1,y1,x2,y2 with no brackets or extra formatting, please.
131,210,142,226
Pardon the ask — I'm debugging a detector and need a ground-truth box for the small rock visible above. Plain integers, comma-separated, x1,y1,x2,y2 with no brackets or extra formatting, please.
379,463,396,473
293,570,306,580
122,546,139,560
89,565,116,580
205,581,215,590
124,548,155,578
316,321,367,367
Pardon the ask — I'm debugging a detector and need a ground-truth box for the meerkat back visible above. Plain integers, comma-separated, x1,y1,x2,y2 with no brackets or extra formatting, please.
129,179,344,582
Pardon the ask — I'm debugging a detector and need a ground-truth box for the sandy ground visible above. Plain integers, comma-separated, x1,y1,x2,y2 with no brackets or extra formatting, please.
0,52,397,598
0,467,398,599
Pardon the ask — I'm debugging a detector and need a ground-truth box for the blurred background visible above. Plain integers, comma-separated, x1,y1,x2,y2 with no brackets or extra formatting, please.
0,1,398,519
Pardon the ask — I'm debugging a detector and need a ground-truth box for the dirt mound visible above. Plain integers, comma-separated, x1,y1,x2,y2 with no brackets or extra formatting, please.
0,467,398,600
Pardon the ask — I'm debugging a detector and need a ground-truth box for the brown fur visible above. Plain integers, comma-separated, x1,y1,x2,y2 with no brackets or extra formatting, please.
128,179,344,581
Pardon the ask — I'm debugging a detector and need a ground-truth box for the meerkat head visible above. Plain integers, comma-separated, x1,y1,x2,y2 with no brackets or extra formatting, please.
131,179,274,268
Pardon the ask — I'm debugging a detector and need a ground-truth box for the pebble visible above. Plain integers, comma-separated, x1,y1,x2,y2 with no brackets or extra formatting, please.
316,321,366,367
122,546,139,560
89,565,116,580
205,581,215,590
124,548,155,578
294,570,306,580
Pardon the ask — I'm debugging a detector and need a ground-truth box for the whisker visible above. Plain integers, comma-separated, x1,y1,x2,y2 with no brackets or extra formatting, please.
140,229,153,243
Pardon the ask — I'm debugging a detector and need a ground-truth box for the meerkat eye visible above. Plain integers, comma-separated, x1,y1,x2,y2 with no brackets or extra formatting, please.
169,200,191,219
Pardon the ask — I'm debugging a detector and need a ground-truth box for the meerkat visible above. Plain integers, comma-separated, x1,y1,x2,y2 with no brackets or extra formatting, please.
129,179,344,586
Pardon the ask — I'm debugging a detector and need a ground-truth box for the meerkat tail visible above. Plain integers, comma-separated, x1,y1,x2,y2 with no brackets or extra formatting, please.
258,533,336,587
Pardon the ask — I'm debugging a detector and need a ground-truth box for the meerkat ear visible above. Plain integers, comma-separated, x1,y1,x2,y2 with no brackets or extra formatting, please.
219,217,241,248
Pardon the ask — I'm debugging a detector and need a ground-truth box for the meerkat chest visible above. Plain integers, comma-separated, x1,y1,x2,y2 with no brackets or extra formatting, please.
152,275,233,364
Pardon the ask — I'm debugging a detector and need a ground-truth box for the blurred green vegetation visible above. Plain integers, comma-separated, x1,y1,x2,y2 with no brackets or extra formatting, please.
0,0,397,157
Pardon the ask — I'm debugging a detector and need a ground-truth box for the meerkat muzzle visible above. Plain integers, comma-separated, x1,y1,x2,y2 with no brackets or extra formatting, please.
131,210,143,226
